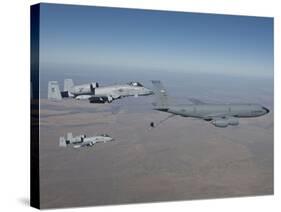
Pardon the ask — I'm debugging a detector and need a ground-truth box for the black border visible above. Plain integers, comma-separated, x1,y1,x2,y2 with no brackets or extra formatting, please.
30,4,40,209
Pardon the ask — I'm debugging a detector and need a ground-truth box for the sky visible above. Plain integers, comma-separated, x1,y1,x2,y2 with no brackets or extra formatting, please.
39,3,274,78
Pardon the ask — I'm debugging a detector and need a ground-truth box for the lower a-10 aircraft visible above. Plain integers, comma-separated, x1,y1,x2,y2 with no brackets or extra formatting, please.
150,80,270,128
59,132,114,148
48,79,153,103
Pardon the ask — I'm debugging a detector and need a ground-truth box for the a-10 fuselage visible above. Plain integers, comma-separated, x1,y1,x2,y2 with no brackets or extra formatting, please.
75,83,153,102
47,80,154,103
59,133,114,148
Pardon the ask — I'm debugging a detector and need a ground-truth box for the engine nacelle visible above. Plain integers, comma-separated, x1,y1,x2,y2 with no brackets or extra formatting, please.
211,119,229,128
72,82,98,95
68,135,85,144
228,117,239,126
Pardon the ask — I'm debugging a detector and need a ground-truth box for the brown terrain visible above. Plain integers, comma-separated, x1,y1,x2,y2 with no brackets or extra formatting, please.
38,98,273,208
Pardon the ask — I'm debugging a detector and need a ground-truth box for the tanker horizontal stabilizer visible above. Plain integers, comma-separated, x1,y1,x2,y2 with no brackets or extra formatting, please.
188,98,206,105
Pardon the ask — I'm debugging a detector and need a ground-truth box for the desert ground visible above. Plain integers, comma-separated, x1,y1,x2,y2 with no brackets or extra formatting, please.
38,97,273,208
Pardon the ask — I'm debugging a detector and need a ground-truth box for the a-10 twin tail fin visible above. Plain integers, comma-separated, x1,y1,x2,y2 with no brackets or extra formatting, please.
63,79,74,92
47,81,62,100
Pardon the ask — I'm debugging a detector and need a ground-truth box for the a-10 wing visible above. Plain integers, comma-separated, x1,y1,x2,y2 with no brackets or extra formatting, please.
88,95,114,103
73,142,96,148
73,144,84,148
88,91,122,103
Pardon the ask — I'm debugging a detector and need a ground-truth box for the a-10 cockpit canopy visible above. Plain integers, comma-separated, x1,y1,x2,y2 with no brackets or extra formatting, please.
128,82,143,87
100,134,110,137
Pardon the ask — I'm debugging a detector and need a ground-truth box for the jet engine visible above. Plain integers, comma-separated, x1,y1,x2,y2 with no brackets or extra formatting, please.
227,117,239,126
68,135,85,144
72,82,98,95
211,119,229,128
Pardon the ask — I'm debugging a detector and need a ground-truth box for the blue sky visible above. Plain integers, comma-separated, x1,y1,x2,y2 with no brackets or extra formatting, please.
39,3,273,78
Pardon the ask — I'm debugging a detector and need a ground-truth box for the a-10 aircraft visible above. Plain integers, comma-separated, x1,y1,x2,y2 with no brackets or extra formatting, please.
150,80,270,128
59,132,114,148
48,79,153,103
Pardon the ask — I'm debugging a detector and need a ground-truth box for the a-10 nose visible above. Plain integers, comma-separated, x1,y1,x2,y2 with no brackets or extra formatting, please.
262,106,270,114
106,137,114,141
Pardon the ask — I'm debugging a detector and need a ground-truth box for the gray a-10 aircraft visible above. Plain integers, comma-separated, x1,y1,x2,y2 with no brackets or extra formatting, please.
48,79,153,103
150,80,270,128
59,132,114,148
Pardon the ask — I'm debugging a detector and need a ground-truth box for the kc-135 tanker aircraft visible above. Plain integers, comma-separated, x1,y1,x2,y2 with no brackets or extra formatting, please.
48,79,153,103
59,132,114,148
150,80,270,128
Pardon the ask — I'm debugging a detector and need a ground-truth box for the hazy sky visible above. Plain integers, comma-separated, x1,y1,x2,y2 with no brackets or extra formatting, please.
39,3,273,78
